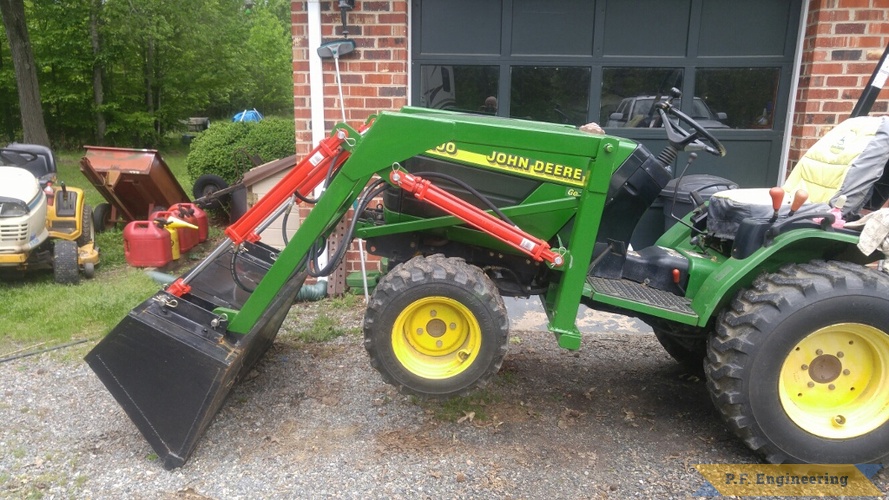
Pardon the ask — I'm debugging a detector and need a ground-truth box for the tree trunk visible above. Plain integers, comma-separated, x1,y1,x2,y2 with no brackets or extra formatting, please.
0,0,50,147
89,0,106,144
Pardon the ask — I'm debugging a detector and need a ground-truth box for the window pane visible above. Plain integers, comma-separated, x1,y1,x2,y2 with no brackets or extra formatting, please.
419,65,499,114
695,68,781,129
601,68,683,127
510,66,591,125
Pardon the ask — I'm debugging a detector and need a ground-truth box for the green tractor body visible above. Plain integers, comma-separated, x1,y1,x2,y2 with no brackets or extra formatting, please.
87,106,889,468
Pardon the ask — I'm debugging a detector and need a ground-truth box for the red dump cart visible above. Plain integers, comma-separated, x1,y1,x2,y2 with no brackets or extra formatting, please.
80,146,190,231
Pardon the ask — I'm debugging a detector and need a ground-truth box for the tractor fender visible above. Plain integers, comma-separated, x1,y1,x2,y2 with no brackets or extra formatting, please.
689,229,867,327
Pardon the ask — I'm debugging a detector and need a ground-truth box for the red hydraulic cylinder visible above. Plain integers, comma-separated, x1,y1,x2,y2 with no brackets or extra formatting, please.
224,130,353,245
390,171,564,267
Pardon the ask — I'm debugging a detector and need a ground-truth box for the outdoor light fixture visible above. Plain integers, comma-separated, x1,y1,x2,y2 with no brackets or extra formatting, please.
338,0,355,38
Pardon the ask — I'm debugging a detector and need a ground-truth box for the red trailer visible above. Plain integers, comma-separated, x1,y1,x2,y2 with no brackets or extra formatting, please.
80,146,190,231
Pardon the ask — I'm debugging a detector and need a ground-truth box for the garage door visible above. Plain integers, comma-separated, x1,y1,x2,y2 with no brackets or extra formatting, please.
411,0,803,187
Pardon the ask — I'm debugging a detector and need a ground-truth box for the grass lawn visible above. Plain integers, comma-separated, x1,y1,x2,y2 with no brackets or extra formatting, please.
0,145,195,356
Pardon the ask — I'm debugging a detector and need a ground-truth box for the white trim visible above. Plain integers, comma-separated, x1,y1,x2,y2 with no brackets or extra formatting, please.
779,0,811,182
307,0,325,146
406,1,412,106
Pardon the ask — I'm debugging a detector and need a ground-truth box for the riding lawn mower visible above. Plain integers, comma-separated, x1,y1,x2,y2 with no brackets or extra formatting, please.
0,144,98,284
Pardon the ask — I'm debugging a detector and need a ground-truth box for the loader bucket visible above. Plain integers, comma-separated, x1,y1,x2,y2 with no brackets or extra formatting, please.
85,242,305,469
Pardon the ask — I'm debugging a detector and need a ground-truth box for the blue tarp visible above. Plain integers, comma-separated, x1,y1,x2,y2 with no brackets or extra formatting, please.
232,109,263,122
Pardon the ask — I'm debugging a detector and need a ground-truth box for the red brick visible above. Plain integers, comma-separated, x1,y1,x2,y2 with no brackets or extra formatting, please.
855,9,888,21
348,85,378,97
822,100,855,112
831,48,863,60
816,9,850,22
847,62,879,73
814,36,850,47
849,35,885,48
839,0,871,7
835,22,868,34
379,13,406,23
825,75,859,86
365,97,395,109
365,73,393,85
362,1,392,12
806,88,841,99
362,25,393,37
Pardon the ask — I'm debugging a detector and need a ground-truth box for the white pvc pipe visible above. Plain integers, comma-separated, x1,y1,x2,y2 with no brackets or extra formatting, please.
306,0,328,271
307,0,325,147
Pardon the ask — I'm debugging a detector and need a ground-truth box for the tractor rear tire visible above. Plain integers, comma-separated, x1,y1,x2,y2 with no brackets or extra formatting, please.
706,260,889,464
76,204,94,247
364,255,509,398
53,240,80,285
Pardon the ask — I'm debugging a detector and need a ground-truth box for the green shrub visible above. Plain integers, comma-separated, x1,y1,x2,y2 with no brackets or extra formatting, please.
185,117,295,183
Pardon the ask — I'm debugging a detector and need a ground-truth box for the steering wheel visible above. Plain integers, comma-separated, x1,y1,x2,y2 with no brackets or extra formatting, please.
655,94,726,157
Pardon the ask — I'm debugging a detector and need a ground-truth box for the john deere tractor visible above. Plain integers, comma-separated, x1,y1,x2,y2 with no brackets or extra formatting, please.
87,96,889,469
0,144,98,284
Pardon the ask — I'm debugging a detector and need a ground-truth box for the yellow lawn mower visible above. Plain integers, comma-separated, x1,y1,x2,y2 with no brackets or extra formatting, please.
0,144,98,284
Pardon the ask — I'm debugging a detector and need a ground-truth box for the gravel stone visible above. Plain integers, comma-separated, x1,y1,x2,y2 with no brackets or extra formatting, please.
1,303,886,498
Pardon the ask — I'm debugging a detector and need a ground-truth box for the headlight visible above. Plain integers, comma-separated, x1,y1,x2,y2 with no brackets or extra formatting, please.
0,200,29,217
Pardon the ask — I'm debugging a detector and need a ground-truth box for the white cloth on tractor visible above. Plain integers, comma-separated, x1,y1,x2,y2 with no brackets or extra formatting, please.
844,208,889,256
707,116,889,239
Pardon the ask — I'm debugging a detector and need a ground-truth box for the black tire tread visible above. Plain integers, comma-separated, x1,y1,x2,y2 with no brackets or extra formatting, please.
76,204,94,247
53,240,80,285
705,260,889,464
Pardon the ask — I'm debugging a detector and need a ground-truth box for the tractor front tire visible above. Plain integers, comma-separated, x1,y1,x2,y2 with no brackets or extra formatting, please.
652,325,707,372
53,240,80,285
364,255,509,398
706,260,889,464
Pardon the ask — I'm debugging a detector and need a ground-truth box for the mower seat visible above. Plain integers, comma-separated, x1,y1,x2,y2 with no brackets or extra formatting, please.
707,116,889,239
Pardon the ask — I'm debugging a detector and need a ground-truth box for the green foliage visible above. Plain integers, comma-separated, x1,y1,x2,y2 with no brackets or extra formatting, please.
185,117,295,182
0,266,159,347
0,0,294,148
295,313,356,343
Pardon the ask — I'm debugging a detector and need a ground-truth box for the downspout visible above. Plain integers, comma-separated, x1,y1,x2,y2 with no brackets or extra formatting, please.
306,0,329,274
779,0,811,182
307,0,325,146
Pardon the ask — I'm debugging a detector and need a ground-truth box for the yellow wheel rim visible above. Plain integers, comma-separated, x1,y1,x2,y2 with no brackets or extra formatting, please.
391,296,481,380
779,323,889,439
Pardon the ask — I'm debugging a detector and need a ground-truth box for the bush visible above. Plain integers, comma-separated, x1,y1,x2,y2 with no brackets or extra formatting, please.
185,117,295,183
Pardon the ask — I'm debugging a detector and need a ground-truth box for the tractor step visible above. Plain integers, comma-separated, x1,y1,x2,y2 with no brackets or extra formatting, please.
586,276,698,323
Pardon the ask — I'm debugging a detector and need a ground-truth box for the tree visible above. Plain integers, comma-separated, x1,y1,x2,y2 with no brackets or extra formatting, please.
0,0,49,146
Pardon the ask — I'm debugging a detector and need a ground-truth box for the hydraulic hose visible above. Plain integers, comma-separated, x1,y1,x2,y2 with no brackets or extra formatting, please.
413,171,516,226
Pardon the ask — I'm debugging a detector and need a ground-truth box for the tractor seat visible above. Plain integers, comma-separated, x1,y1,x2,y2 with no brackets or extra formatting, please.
707,116,889,239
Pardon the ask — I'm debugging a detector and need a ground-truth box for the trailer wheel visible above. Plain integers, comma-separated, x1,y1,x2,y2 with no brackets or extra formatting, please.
193,174,230,209
706,260,889,464
53,240,80,285
364,255,509,397
93,203,111,233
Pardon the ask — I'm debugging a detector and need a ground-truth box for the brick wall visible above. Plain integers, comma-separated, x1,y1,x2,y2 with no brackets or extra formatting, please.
291,1,409,282
789,0,889,170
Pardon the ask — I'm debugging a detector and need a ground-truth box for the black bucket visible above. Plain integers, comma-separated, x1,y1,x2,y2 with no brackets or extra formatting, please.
85,242,305,469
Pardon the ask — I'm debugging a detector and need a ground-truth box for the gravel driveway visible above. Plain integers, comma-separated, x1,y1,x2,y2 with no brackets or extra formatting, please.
2,301,887,498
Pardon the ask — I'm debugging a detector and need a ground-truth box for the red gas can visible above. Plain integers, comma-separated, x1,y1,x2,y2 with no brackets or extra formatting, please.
123,220,172,267
170,202,208,243
162,206,198,254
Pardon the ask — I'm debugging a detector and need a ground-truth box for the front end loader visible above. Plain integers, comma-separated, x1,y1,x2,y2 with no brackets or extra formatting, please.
87,100,889,468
